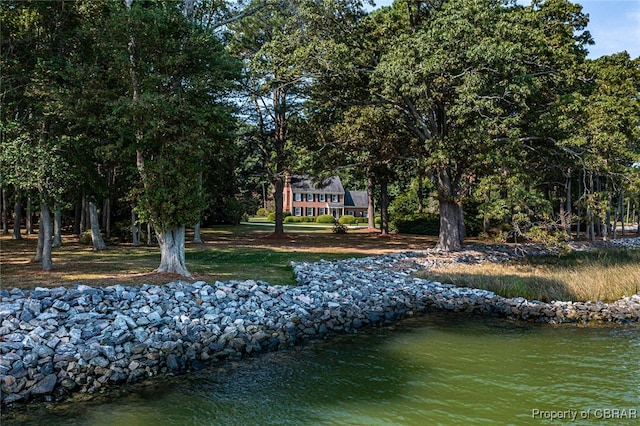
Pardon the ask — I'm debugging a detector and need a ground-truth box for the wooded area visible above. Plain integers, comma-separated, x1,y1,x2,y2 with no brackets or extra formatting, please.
2,0,639,277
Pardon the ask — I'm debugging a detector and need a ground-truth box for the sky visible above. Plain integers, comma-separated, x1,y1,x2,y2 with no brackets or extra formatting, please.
369,0,640,59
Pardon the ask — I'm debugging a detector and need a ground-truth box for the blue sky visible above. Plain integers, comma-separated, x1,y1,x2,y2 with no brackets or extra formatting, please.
369,0,640,59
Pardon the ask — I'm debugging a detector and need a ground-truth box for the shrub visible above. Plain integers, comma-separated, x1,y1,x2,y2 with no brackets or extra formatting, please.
338,215,356,225
355,217,368,225
79,230,93,245
284,216,302,223
332,222,348,234
267,211,291,222
316,214,336,224
256,207,269,217
374,216,381,226
392,213,440,235
302,216,316,223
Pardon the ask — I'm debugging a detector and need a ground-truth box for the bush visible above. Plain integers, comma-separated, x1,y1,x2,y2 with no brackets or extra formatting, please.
316,214,336,224
374,216,381,226
392,213,440,235
338,215,356,225
267,211,291,222
79,230,93,245
355,217,368,225
332,222,348,234
284,216,303,223
256,207,269,217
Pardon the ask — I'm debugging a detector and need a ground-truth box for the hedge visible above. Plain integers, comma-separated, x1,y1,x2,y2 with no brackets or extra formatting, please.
338,215,356,225
316,214,336,224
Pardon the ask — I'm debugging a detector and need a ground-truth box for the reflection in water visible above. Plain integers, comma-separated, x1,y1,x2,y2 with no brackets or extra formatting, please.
6,314,640,425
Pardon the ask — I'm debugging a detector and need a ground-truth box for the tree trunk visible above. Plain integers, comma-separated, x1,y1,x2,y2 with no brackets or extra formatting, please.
435,169,463,251
147,223,153,246
193,222,203,244
417,170,424,214
193,170,203,243
565,175,572,237
367,173,376,229
13,196,22,240
102,197,111,238
25,197,33,234
273,176,285,235
1,185,8,235
155,225,192,277
73,200,82,235
80,195,87,233
37,204,53,271
131,209,140,247
438,199,463,251
379,179,389,235
52,206,63,247
89,201,107,250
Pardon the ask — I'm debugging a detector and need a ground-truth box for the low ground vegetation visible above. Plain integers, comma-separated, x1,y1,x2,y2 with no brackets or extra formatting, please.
417,248,640,303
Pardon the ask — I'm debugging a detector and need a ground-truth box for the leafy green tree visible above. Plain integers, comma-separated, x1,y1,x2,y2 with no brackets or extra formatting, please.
369,0,591,250
1,0,82,269
113,0,240,276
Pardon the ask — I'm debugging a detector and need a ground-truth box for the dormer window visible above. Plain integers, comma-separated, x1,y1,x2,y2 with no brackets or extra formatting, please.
306,193,314,202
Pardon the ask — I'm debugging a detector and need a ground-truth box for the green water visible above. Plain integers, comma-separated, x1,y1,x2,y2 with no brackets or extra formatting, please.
6,314,640,425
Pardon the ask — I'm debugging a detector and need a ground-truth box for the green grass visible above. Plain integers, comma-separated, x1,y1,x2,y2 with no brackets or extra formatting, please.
417,248,640,303
186,248,359,286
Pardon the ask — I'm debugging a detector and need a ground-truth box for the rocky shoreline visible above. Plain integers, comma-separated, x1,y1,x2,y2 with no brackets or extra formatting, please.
2,237,640,406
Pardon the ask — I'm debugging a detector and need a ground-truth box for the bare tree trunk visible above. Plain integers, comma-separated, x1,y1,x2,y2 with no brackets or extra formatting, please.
379,178,390,235
73,199,82,235
13,196,22,240
193,222,203,244
41,204,53,271
80,195,87,233
435,169,463,251
34,204,53,271
565,175,572,237
416,168,424,214
155,225,192,277
102,197,111,238
89,201,107,250
193,171,203,243
273,176,285,236
147,223,153,246
25,197,33,235
367,173,375,229
131,209,140,247
52,205,63,247
619,192,625,237
1,185,8,235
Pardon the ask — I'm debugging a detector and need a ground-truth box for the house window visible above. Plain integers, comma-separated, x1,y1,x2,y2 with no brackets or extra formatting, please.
306,193,314,202
294,207,302,216
362,211,368,217
331,194,339,202
293,193,302,202
318,194,326,202
306,207,314,216
348,211,354,216
318,208,325,215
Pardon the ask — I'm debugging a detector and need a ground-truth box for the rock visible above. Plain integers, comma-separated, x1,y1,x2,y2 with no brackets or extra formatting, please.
31,374,57,395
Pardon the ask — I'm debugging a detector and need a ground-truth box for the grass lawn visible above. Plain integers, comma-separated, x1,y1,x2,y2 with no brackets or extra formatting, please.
1,225,437,289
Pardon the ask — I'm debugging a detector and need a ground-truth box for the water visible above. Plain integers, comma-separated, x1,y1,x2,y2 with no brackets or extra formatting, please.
6,314,640,425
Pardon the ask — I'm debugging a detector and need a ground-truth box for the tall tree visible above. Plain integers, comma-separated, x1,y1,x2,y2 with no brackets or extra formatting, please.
115,0,240,276
370,0,591,250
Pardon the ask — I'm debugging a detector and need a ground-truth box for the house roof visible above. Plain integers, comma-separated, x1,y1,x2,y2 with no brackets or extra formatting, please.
344,190,368,208
289,175,344,194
